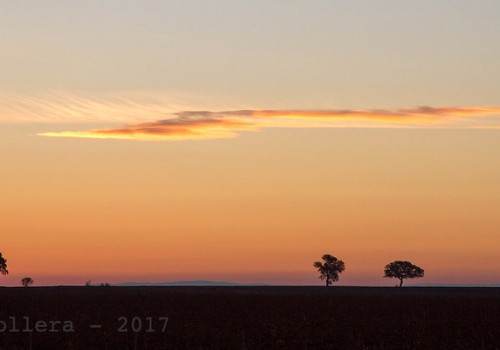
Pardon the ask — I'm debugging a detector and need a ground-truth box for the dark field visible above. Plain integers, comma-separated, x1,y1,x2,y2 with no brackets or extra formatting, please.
1,286,500,349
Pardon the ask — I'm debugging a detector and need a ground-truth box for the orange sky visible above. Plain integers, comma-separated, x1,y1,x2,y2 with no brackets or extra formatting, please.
2,1,500,286
2,124,500,286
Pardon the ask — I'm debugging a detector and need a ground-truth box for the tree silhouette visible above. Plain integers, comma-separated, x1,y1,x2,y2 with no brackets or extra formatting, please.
313,254,346,286
0,252,8,276
21,277,34,287
384,260,424,287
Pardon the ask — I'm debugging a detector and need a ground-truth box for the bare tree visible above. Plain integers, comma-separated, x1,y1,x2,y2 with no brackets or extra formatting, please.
21,277,34,287
313,254,346,286
384,260,424,287
0,252,8,276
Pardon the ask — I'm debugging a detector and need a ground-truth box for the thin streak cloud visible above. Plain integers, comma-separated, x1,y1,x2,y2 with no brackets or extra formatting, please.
39,106,500,141
0,90,233,123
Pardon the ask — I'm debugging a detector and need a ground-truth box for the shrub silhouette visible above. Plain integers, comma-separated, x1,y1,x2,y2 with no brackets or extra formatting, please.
0,252,8,276
384,260,424,287
21,277,34,287
313,254,346,286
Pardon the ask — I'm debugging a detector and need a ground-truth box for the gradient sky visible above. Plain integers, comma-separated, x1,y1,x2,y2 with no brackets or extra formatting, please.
1,1,500,286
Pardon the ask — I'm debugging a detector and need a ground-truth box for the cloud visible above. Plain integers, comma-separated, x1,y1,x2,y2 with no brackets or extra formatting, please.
0,90,234,124
39,106,500,141
41,117,257,140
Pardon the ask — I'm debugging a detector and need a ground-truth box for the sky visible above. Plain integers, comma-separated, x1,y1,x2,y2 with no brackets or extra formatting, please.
1,1,500,286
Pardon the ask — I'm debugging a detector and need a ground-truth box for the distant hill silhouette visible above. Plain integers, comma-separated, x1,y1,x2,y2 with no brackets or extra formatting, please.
413,283,500,287
114,280,268,287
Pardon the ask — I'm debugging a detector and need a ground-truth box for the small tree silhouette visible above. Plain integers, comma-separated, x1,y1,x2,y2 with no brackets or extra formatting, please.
313,254,346,287
384,260,424,287
21,277,34,287
0,252,8,276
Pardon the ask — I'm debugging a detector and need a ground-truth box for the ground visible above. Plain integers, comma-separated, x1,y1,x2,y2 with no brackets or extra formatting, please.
0,286,499,349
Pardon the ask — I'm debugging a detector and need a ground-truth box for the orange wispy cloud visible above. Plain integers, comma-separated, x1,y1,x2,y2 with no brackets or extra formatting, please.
39,106,500,141
41,117,257,141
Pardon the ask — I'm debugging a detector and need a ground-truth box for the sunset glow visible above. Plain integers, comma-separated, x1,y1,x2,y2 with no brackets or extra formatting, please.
2,1,500,287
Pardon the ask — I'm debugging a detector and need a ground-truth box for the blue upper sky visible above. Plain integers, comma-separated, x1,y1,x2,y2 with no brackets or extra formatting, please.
1,0,499,109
